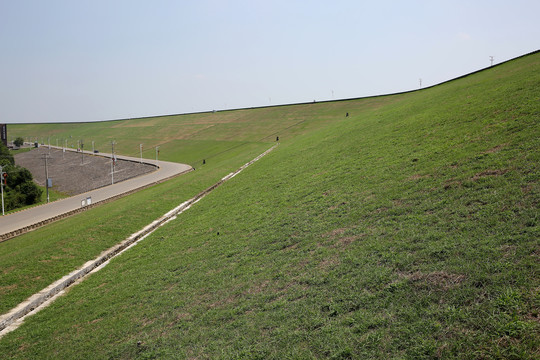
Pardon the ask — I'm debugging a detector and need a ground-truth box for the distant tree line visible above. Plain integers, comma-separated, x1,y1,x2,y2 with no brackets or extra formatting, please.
0,142,43,210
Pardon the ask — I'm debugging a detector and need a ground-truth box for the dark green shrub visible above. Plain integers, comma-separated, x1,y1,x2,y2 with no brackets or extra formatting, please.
0,143,43,210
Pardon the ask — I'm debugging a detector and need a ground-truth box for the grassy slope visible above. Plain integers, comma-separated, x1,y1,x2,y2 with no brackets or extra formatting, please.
8,102,341,167
1,53,539,358
0,141,269,314
1,87,393,315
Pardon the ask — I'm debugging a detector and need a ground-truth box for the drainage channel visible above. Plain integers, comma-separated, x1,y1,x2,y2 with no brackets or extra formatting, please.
0,144,278,338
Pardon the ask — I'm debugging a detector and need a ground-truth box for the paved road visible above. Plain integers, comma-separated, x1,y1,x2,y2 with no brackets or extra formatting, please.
0,149,192,237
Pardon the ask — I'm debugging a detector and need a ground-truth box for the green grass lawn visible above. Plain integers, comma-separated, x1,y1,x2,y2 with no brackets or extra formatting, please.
9,148,32,155
0,52,538,359
0,141,270,315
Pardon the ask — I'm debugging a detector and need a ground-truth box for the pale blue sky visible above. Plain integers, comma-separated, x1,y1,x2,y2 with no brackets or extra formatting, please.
1,0,538,123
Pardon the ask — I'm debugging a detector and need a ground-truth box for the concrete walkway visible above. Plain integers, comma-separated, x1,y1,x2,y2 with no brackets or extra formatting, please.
0,148,192,239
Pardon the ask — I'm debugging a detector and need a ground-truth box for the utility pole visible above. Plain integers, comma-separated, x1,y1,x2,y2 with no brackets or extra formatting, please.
111,141,116,185
140,144,143,163
92,141,95,153
81,141,84,164
42,154,50,203
489,56,494,66
155,146,159,167
0,165,5,215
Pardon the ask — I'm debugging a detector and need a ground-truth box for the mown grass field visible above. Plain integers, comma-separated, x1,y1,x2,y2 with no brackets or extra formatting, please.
8,100,347,167
1,52,539,359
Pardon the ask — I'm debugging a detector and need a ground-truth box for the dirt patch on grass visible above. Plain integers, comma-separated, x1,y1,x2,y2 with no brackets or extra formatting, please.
499,244,517,258
521,183,535,194
1,266,16,275
318,256,341,269
0,284,18,295
392,199,408,207
408,174,430,181
329,202,347,210
322,227,366,248
209,294,238,309
281,242,299,251
334,235,366,247
174,312,192,322
483,144,508,154
443,178,462,189
471,169,508,181
246,280,270,295
323,228,347,238
401,271,466,290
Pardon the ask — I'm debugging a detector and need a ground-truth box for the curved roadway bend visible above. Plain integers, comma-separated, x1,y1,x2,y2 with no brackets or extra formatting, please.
0,149,192,238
